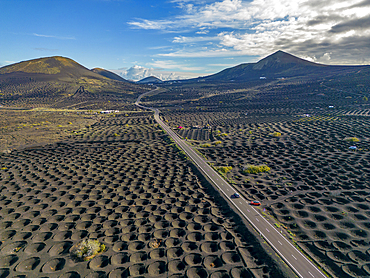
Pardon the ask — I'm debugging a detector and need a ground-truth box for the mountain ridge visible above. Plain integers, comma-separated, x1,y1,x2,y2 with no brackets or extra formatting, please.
199,50,369,82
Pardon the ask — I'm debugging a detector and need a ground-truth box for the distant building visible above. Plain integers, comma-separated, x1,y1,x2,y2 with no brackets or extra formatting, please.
100,110,119,114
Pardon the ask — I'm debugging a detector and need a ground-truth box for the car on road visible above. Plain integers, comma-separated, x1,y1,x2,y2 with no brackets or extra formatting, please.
231,193,240,198
250,200,261,206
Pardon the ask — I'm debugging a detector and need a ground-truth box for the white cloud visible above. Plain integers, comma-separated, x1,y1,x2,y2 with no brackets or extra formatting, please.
196,29,209,34
172,35,218,43
32,33,76,40
147,60,205,71
129,0,370,64
158,48,235,58
208,63,238,67
110,64,203,81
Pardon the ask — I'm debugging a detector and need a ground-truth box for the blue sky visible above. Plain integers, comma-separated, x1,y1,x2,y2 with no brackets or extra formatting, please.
1,0,370,80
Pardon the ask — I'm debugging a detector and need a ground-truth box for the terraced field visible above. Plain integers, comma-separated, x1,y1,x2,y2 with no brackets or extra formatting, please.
160,108,370,278
0,113,290,278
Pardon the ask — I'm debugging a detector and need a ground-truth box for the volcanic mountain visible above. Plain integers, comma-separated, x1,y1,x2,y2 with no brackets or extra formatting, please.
0,56,110,81
201,50,370,82
0,56,148,108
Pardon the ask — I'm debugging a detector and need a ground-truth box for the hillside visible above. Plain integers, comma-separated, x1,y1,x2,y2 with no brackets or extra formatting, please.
137,76,163,84
0,56,105,80
91,67,127,82
200,50,370,82
0,56,149,109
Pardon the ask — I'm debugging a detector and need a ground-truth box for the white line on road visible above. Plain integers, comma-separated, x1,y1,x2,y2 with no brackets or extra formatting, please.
292,255,297,260
278,241,282,245
239,202,242,204
308,271,315,277
266,228,270,232
136,94,326,278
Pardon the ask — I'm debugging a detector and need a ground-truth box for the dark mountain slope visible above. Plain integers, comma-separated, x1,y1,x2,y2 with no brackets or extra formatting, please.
0,56,149,108
137,76,163,84
202,50,369,82
91,68,127,82
0,56,107,81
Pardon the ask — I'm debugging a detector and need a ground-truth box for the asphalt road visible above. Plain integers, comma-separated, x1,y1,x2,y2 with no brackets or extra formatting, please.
136,91,326,278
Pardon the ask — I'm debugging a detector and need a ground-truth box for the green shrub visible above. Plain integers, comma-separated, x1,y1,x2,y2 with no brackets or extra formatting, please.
71,239,106,261
345,137,359,142
244,165,271,174
200,143,211,148
270,132,281,137
216,166,232,174
213,141,222,145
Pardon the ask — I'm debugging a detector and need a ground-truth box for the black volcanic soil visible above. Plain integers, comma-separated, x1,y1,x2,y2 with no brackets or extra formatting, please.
0,112,290,278
173,115,370,277
136,76,370,278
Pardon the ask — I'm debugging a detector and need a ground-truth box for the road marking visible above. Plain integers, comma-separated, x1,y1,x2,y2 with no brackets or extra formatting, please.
227,189,229,191
256,218,259,222
308,271,315,277
292,255,297,260
278,241,282,245
137,97,327,278
266,228,270,232
239,202,242,204
247,209,250,212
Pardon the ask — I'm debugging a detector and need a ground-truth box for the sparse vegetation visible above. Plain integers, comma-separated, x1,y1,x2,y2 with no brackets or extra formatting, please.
149,239,161,248
216,166,232,174
71,239,106,261
2,50,370,278
345,137,360,142
200,143,211,147
244,165,271,174
270,132,282,137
